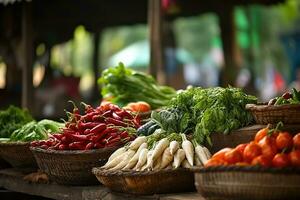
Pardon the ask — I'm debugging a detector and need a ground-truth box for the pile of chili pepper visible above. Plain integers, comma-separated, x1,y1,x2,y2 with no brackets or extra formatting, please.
30,101,140,150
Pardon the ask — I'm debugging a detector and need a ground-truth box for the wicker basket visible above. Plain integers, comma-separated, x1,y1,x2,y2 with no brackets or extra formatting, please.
0,142,37,169
92,168,195,195
30,146,118,185
246,103,300,125
194,165,300,200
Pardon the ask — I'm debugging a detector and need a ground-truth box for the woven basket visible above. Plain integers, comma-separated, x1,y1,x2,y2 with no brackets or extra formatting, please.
246,103,300,125
0,142,37,169
194,165,300,200
92,168,195,195
30,146,118,185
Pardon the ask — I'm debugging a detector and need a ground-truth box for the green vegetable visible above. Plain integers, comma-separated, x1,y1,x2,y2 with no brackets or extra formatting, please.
98,62,176,109
274,97,284,105
292,88,300,102
0,106,33,138
8,119,63,142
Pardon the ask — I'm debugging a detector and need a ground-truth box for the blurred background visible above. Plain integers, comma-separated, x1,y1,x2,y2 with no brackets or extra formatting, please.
0,0,300,119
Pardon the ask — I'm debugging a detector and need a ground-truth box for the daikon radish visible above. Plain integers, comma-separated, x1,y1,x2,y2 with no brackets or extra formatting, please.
153,156,162,170
143,149,154,170
202,146,212,159
195,154,203,166
194,141,210,165
164,163,173,169
181,159,192,168
160,147,173,169
102,151,128,169
129,136,147,150
181,134,194,166
150,138,169,167
135,148,148,170
123,143,147,169
110,150,135,170
169,141,179,155
108,147,127,162
173,149,185,168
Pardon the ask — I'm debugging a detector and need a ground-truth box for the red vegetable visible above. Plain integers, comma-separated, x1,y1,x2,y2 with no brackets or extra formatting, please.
89,123,106,134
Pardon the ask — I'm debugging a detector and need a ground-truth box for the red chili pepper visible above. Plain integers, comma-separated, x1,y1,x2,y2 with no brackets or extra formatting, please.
83,129,90,135
81,102,95,113
90,123,106,134
94,143,104,149
105,117,128,127
81,111,99,122
61,136,71,144
59,144,68,150
40,144,49,150
78,121,99,129
115,110,133,119
65,122,77,130
92,115,104,122
91,127,115,143
65,133,88,142
101,110,112,118
52,134,63,140
120,131,129,139
69,141,87,150
68,100,80,115
112,112,122,121
85,142,94,150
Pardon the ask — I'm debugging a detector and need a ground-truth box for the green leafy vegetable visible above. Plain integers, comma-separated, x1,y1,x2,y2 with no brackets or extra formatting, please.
0,106,33,138
98,62,176,109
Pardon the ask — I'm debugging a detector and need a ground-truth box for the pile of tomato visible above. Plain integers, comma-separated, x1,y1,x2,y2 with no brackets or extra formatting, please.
206,126,300,168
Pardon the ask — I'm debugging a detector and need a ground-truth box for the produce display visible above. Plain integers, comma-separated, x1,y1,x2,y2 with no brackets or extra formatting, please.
101,133,211,171
268,88,300,105
205,124,300,168
0,105,33,138
98,63,176,109
30,102,139,150
4,119,63,142
138,87,257,144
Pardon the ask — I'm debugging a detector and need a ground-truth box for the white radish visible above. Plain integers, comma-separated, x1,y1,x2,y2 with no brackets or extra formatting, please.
164,163,173,170
135,148,148,170
150,138,170,167
195,143,210,165
123,143,147,169
108,147,127,162
195,154,203,167
153,156,162,170
181,134,194,166
160,147,174,169
102,151,128,169
129,136,147,150
181,159,192,168
173,149,186,168
169,141,179,155
202,146,212,159
110,150,135,170
143,149,154,170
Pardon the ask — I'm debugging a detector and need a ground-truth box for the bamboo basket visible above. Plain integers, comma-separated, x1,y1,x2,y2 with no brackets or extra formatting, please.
246,103,300,125
92,168,195,195
194,165,300,200
0,142,37,169
30,146,118,185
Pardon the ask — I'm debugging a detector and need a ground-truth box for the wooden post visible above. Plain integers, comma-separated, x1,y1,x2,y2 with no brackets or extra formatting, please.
218,5,238,87
21,2,34,111
92,31,101,101
148,0,166,84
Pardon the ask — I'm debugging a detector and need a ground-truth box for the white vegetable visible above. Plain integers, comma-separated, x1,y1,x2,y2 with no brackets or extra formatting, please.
110,150,135,170
135,148,148,170
169,141,179,155
102,151,128,169
153,156,162,170
129,136,147,150
143,149,154,170
195,154,203,167
160,147,174,169
181,134,194,166
123,143,147,169
202,146,212,159
150,138,170,167
181,159,192,168
108,147,127,162
172,149,186,168
195,144,209,165
164,163,173,170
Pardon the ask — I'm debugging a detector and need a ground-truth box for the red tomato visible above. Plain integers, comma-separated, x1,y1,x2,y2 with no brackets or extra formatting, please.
212,148,232,161
224,149,243,164
235,143,248,155
205,158,227,167
272,153,290,168
289,150,300,167
258,136,278,160
251,155,272,167
243,142,262,163
293,133,300,149
254,127,269,143
276,132,293,150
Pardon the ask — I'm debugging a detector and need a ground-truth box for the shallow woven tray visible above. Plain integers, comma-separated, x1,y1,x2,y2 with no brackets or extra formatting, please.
92,168,195,195
30,146,118,185
0,142,37,169
246,103,300,124
194,165,300,200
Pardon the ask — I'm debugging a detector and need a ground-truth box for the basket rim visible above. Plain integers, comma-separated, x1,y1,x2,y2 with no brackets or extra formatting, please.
246,103,300,111
0,141,30,146
92,167,192,177
192,165,300,174
30,146,119,155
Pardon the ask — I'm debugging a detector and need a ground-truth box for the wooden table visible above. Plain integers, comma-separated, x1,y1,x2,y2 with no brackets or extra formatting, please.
0,168,204,200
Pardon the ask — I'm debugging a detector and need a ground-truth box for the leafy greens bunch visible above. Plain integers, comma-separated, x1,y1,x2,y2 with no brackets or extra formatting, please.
98,63,176,109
